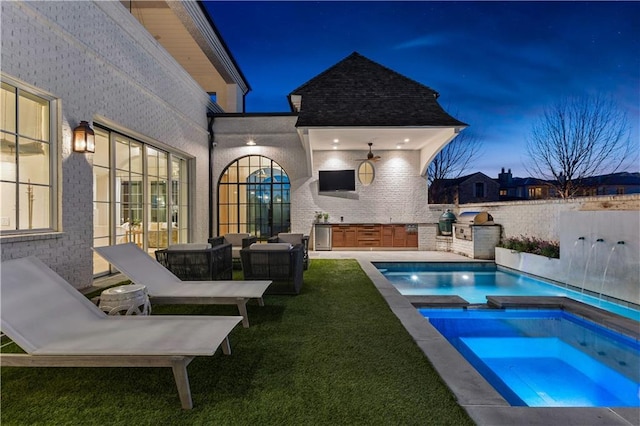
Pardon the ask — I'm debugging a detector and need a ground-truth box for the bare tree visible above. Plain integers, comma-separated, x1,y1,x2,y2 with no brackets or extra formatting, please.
526,95,636,198
428,129,483,202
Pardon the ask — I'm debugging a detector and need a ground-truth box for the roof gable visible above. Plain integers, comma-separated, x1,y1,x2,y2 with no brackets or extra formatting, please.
288,52,466,128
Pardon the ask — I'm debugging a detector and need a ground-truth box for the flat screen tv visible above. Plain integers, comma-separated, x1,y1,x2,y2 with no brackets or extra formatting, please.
318,169,356,192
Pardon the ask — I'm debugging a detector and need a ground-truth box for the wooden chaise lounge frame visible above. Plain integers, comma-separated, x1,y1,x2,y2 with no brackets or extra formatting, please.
94,243,272,328
0,256,243,409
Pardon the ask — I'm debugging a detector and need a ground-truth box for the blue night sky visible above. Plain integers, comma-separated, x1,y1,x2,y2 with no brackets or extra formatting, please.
204,1,639,178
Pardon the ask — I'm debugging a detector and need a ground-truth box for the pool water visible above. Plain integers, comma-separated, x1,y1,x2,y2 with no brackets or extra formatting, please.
421,308,640,407
375,262,640,321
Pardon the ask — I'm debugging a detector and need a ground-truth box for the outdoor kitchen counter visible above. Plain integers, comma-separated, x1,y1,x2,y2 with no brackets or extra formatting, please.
316,223,420,249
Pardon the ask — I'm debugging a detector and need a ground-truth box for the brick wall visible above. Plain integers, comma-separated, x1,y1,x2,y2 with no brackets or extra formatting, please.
1,2,211,288
212,115,431,237
455,194,640,242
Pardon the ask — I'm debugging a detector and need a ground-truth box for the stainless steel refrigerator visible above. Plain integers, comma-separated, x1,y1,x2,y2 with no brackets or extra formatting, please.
314,224,332,251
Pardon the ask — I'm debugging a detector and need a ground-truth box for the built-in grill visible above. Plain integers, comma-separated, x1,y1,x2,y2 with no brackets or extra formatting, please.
452,211,501,260
454,211,494,241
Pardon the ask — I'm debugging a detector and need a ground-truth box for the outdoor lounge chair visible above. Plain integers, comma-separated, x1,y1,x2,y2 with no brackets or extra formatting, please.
0,256,243,409
94,243,271,328
155,243,233,281
267,233,310,270
240,243,304,295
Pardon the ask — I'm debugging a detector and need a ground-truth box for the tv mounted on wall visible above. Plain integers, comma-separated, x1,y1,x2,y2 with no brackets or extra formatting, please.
318,169,356,192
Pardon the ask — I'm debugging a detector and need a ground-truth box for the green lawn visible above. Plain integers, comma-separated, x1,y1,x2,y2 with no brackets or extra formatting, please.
1,259,473,425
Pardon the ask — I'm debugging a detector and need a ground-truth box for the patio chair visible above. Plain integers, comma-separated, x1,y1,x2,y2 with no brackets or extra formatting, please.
0,256,243,409
267,233,310,269
209,233,257,267
94,243,271,328
240,243,304,295
155,243,233,281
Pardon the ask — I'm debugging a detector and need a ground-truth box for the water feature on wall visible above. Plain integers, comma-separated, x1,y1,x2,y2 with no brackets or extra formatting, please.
560,211,639,307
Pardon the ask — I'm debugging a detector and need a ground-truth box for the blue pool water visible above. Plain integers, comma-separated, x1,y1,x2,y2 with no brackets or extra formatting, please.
375,262,640,321
420,308,640,407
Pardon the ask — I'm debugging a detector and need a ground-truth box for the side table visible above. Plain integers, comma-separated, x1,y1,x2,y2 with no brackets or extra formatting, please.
99,284,151,315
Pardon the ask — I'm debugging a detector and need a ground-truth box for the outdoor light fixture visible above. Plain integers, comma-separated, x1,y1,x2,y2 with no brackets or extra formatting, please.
246,139,256,146
72,121,95,153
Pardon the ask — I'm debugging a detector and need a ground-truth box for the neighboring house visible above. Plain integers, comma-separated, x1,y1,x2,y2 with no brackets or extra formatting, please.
497,168,554,200
430,172,500,204
496,168,640,200
575,172,640,196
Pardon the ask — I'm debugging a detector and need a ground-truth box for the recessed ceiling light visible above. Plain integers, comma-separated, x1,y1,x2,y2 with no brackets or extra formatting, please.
333,146,337,149
404,138,410,143
396,144,402,149
333,139,339,143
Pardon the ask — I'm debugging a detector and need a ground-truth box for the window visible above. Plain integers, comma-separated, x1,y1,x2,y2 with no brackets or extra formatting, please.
357,161,375,186
528,187,543,199
92,126,190,276
616,187,625,195
1,79,55,233
218,156,290,239
474,182,485,198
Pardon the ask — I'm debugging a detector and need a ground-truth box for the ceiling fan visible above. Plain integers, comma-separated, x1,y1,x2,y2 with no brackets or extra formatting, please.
357,142,381,162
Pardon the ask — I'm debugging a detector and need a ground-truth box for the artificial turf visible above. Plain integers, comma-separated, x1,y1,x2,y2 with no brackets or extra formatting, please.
1,259,473,425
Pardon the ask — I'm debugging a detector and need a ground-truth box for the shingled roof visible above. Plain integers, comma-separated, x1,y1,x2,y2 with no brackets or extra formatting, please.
288,52,467,128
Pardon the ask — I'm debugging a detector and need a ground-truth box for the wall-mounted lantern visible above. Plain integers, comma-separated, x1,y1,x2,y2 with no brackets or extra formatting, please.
72,121,95,153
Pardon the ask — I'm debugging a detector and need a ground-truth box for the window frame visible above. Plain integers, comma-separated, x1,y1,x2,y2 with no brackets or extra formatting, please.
0,75,58,235
357,160,375,186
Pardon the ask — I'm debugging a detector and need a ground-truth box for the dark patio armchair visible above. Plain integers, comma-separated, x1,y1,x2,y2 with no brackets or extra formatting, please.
155,243,233,281
267,233,310,270
240,243,304,295
209,233,257,268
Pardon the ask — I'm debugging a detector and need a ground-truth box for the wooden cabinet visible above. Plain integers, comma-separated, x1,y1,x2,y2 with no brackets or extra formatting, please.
332,224,417,248
332,225,357,248
381,225,419,248
357,225,381,247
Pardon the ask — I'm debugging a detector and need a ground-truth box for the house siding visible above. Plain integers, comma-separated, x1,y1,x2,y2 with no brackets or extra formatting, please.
1,1,212,289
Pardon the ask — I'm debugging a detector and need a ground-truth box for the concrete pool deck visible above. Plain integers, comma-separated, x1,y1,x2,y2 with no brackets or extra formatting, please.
309,250,640,426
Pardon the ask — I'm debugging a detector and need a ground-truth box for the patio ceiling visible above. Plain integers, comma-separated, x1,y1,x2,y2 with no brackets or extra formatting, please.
300,126,462,176
124,1,249,108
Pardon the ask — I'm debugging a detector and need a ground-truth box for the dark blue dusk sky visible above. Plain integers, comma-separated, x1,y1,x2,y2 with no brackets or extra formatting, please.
204,1,639,177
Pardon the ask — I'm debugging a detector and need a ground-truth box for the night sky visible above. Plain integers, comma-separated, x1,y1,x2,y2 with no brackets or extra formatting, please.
204,1,639,177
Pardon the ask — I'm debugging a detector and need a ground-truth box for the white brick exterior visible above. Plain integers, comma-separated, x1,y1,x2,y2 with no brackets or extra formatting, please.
1,2,212,288
212,115,431,237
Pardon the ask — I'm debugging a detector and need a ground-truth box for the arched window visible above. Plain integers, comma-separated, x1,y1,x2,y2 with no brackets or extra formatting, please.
218,155,290,239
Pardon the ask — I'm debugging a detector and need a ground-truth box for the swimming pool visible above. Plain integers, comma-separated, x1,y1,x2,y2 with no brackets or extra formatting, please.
374,262,640,321
420,308,640,407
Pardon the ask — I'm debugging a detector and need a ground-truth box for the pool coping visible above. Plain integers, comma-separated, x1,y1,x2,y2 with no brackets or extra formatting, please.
357,258,640,426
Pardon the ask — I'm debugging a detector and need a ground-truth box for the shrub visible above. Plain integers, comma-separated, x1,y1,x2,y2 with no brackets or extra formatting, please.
499,235,560,259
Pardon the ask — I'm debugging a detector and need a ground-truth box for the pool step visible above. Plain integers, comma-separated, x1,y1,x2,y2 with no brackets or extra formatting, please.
407,295,469,308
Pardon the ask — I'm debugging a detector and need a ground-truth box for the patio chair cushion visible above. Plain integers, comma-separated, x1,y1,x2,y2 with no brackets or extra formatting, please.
275,233,304,245
224,233,251,247
168,243,212,250
250,242,292,250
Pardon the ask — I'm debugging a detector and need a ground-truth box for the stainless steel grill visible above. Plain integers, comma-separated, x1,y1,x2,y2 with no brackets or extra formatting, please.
455,211,494,241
